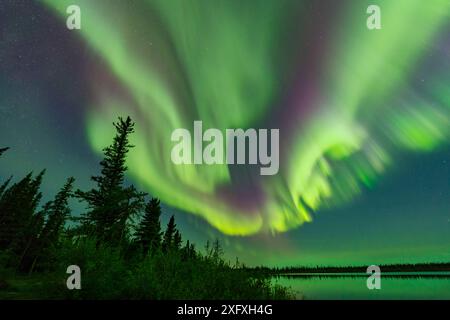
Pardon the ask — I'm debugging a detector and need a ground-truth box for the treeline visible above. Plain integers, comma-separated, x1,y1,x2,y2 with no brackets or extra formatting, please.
0,117,291,299
0,117,184,273
252,263,450,275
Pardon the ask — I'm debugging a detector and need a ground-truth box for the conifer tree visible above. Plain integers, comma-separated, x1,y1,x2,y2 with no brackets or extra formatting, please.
0,170,45,271
0,176,12,199
76,117,145,245
173,230,182,251
162,215,176,252
135,198,162,253
205,240,212,257
0,170,45,251
211,239,224,263
40,177,75,246
182,240,196,260
189,242,196,259
182,240,190,260
23,177,75,272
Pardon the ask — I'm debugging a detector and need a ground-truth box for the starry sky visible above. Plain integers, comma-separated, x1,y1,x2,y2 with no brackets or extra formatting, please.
0,0,449,266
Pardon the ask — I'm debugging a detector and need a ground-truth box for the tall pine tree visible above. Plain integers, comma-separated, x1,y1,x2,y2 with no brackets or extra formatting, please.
162,215,176,252
24,177,76,272
0,171,45,251
76,116,145,246
0,170,45,271
173,230,182,251
182,240,197,260
0,176,12,200
211,239,223,264
39,177,75,247
135,198,162,253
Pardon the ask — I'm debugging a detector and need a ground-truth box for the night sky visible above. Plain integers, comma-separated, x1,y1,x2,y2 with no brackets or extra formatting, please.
0,0,449,266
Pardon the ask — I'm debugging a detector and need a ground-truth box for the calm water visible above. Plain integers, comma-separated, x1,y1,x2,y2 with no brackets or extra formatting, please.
273,273,450,300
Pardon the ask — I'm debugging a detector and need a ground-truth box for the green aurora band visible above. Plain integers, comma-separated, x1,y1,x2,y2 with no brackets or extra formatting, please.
43,0,450,235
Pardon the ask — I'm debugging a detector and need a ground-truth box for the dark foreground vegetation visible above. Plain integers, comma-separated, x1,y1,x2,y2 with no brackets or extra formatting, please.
0,117,292,299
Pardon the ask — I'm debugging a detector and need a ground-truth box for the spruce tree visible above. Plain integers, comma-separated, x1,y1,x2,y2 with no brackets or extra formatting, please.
25,177,75,272
182,240,196,260
211,239,223,263
173,230,182,251
0,170,45,271
182,240,190,260
205,240,211,257
0,176,12,199
162,215,176,252
0,170,45,251
76,116,145,245
39,177,75,247
135,198,162,253
189,243,196,256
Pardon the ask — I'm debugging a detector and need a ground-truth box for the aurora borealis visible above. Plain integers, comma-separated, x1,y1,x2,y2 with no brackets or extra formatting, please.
0,0,449,266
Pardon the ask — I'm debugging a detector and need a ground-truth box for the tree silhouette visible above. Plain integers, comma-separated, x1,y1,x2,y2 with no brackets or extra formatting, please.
0,176,12,199
173,230,182,251
76,116,145,245
211,239,224,264
0,171,44,248
204,239,223,263
135,198,162,253
34,177,75,266
0,170,45,270
39,177,75,245
162,215,176,252
18,177,76,273
182,240,197,260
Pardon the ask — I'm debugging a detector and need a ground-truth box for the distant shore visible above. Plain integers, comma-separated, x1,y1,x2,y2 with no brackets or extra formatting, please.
251,262,450,276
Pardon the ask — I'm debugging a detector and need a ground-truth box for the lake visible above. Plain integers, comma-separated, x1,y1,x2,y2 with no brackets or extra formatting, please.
272,273,450,300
